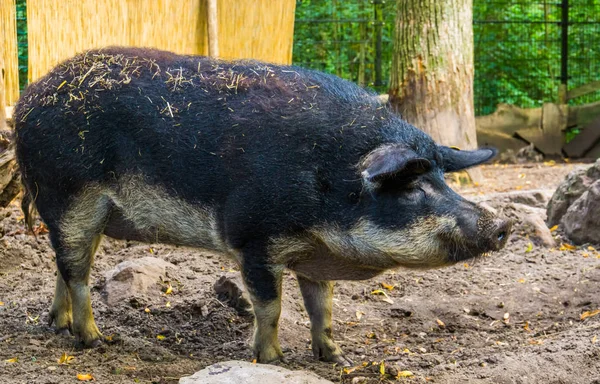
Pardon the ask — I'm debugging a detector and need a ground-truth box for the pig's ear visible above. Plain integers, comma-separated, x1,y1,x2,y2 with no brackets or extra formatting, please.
361,144,431,183
439,146,497,172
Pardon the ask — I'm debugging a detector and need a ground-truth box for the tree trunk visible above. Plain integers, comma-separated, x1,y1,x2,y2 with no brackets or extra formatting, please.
389,0,477,150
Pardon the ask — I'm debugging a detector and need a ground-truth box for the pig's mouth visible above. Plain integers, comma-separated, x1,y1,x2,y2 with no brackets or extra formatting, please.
444,220,512,264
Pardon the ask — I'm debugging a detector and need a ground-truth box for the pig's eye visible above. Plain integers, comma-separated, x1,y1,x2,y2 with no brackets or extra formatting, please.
403,183,426,200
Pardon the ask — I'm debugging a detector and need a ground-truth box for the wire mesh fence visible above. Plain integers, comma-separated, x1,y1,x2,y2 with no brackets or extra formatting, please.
569,1,600,105
10,0,600,116
293,0,600,116
473,1,562,116
292,0,395,92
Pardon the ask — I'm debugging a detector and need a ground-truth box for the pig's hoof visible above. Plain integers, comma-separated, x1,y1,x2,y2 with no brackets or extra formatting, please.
328,354,353,367
74,324,104,348
56,328,72,336
255,345,284,364
313,338,353,366
48,307,73,336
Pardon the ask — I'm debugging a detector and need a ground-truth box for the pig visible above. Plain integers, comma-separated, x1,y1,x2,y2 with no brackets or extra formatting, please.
14,47,511,365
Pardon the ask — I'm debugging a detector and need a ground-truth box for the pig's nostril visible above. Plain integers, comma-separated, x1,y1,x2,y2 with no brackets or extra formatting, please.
497,231,506,242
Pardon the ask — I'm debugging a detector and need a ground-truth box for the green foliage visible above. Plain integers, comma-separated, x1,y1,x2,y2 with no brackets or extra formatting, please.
293,0,600,117
16,0,27,90
293,0,395,92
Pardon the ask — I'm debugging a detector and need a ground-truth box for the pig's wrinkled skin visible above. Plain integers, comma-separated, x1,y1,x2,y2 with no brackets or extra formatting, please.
14,47,511,365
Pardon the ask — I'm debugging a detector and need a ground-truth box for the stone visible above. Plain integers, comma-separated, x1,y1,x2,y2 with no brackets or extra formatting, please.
214,273,253,316
102,257,175,305
546,160,600,226
179,360,333,384
472,189,553,209
560,180,600,244
497,203,555,247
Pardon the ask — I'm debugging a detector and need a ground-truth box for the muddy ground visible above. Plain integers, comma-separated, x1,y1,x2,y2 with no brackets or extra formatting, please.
1,163,599,384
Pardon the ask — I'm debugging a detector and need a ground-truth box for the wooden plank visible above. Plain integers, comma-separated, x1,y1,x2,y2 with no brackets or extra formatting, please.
540,103,566,155
568,80,600,101
0,55,5,131
207,0,219,57
563,116,600,158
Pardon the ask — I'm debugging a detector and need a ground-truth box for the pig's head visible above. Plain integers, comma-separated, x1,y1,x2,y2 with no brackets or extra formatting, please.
357,141,511,269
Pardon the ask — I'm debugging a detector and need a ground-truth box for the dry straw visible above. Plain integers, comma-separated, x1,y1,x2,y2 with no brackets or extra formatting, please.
27,0,296,83
0,0,19,107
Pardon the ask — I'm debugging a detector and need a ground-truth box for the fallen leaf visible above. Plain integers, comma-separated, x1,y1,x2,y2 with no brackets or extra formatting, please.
583,253,589,258
549,225,559,232
356,311,364,320
518,173,526,179
529,339,543,345
525,243,533,253
559,243,577,251
165,302,171,308
149,247,154,254
144,307,151,313
463,263,470,269
379,361,385,375
33,223,49,235
523,321,531,332
0,301,4,306
165,284,173,295
436,319,445,328
252,359,257,364
544,160,556,166
592,335,597,344
588,246,596,251
76,373,94,381
397,371,414,378
580,309,600,321
518,278,526,283
343,366,359,374
371,289,394,304
156,335,166,340
381,282,394,291
58,352,74,365
4,357,18,363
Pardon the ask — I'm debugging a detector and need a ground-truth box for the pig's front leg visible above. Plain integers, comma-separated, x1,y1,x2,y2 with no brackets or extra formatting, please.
297,276,352,366
242,258,285,363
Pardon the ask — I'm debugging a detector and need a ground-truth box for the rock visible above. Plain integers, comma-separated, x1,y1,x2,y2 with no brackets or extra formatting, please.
545,159,600,244
522,212,555,247
547,160,600,226
179,360,333,384
560,180,600,244
496,203,554,247
214,273,253,316
472,189,553,209
102,257,175,305
498,144,543,164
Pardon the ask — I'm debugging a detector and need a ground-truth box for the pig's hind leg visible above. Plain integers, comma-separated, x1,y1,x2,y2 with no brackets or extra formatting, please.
297,276,352,366
46,190,111,347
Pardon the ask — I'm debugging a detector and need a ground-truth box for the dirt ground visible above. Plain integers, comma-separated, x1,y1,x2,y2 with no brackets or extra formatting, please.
1,163,599,384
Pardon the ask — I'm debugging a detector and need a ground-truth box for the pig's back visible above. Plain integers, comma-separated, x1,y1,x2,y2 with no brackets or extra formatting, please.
15,47,388,206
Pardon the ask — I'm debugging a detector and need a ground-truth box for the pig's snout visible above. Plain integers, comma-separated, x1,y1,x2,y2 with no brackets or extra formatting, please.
478,215,513,252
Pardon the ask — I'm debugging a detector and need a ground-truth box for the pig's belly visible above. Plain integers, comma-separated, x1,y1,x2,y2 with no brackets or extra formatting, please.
290,256,386,281
102,191,224,252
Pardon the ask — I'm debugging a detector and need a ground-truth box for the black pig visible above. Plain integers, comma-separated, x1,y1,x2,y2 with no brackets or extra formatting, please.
14,47,510,365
